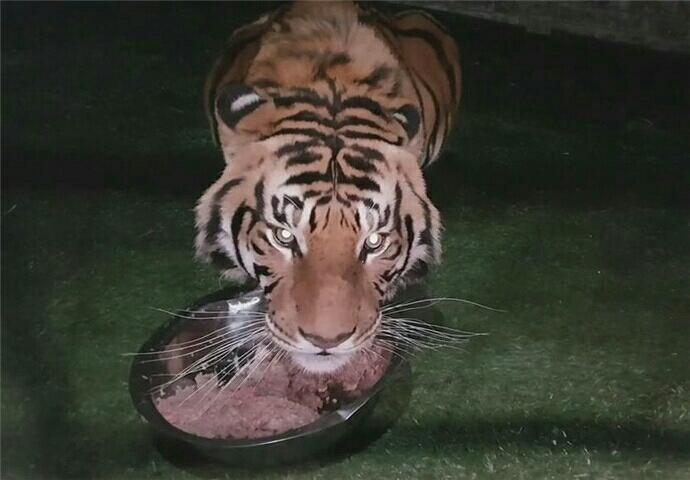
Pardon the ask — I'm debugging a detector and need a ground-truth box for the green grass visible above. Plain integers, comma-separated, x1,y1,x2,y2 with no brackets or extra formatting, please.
2,3,689,479
3,190,688,479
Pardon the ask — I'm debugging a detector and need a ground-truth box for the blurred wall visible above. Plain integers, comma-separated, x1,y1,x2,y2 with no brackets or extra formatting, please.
401,1,690,53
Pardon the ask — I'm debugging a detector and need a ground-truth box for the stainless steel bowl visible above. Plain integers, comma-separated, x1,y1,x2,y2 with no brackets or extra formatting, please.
129,286,415,466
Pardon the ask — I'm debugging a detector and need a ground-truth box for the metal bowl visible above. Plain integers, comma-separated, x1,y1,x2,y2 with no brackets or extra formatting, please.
129,286,413,466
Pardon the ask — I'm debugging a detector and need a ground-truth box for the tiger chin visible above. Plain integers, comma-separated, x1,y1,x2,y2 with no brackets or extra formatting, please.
194,1,461,373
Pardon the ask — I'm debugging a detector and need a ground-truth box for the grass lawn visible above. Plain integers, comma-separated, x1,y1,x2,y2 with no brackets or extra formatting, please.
2,3,689,479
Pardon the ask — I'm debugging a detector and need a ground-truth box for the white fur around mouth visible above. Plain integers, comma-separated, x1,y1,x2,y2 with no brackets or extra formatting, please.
290,352,353,373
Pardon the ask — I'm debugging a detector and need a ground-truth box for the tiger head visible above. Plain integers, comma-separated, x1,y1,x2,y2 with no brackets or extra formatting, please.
192,0,466,372
195,83,441,372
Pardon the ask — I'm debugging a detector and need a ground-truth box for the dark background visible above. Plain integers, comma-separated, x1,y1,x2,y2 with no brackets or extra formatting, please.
2,2,689,479
3,2,688,202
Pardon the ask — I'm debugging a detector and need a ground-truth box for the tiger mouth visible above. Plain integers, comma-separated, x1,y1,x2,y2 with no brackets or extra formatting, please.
263,313,381,356
290,351,353,373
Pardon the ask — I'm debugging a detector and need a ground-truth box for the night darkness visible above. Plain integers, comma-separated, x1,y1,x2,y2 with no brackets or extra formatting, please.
2,2,689,479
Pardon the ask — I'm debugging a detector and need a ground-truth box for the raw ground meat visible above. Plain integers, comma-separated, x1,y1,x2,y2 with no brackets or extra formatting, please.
155,346,390,440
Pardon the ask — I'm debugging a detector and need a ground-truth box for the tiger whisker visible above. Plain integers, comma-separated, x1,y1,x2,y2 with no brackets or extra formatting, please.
379,326,476,343
198,343,274,410
381,297,506,314
374,334,418,356
244,347,285,396
191,342,269,408
152,306,266,316
378,314,480,352
381,318,484,341
378,296,411,313
142,327,267,363
149,347,227,395
378,329,469,353
185,350,242,402
379,336,437,354
174,310,267,318
148,331,268,394
150,346,234,395
211,342,270,396
362,344,389,363
125,320,266,357
382,315,485,336
368,339,410,360
379,334,471,352
161,319,265,348
150,307,266,320
380,324,466,342
179,341,267,408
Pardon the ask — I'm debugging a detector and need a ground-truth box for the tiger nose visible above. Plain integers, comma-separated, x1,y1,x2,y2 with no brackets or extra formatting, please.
298,327,356,350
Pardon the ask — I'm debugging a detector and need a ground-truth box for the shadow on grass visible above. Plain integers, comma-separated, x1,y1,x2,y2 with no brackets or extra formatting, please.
394,417,690,456
1,214,154,480
146,416,689,479
1,277,93,479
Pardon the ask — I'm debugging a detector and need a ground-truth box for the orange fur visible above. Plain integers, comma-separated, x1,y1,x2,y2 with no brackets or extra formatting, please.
195,2,459,368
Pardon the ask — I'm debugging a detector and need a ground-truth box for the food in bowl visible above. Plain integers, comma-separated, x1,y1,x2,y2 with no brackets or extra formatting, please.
155,345,391,439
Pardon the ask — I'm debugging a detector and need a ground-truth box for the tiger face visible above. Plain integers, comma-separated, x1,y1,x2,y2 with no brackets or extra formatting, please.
196,101,440,371
195,2,459,372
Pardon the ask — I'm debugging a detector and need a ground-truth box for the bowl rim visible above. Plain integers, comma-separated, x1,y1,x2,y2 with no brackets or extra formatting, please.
129,294,408,450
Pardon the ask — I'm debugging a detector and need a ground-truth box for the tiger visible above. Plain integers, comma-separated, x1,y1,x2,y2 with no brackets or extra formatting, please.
195,1,461,372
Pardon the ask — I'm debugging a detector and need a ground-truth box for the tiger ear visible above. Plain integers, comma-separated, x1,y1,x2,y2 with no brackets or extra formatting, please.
392,104,421,140
216,84,268,129
214,85,277,153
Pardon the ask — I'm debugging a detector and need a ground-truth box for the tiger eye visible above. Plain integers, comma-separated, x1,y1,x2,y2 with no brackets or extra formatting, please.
365,232,384,251
274,228,294,246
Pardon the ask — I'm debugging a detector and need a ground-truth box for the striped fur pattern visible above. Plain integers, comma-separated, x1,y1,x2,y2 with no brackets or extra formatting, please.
195,2,460,371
